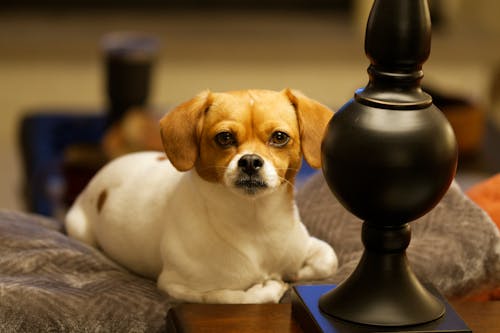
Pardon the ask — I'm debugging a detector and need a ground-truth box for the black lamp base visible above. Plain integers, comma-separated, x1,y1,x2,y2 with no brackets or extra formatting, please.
291,285,471,333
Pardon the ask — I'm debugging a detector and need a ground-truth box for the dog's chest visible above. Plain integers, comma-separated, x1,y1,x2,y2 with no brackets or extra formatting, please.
164,171,309,283
203,198,307,275
244,229,306,276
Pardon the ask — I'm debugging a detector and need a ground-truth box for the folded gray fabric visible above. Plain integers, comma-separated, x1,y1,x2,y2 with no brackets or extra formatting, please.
1,175,499,332
296,174,500,298
0,210,172,333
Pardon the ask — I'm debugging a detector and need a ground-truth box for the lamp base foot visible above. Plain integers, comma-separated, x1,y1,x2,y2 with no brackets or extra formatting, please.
291,285,471,333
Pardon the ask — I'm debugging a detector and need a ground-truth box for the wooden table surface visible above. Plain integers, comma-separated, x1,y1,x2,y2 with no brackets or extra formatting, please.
166,301,500,333
452,301,500,333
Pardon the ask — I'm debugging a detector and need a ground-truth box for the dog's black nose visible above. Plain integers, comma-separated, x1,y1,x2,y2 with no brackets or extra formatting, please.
238,154,264,176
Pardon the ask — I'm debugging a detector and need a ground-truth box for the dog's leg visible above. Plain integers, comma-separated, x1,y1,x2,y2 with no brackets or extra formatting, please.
294,237,338,281
160,278,288,304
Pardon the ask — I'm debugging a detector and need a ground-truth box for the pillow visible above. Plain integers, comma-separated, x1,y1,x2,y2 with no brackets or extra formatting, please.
0,210,171,332
296,173,500,299
1,174,499,332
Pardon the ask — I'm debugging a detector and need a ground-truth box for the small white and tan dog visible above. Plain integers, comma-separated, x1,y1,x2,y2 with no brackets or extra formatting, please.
65,89,337,304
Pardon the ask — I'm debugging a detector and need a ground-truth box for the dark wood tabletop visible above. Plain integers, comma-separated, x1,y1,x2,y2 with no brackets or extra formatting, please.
452,300,500,333
166,300,500,333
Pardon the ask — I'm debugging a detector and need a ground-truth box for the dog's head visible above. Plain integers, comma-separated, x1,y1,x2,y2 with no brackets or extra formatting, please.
159,89,333,197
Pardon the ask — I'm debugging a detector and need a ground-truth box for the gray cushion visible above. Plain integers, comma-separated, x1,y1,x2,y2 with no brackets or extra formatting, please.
0,211,171,332
296,174,500,298
0,176,499,331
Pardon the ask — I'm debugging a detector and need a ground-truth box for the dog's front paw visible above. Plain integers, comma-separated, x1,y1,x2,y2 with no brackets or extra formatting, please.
245,280,288,304
160,276,288,304
199,279,288,304
294,237,338,282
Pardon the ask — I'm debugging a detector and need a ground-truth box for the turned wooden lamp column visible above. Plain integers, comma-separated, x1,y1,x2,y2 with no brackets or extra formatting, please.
319,0,458,326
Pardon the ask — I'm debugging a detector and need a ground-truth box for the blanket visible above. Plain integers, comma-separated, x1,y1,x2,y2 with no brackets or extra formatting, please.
1,175,499,332
296,176,500,298
0,211,171,332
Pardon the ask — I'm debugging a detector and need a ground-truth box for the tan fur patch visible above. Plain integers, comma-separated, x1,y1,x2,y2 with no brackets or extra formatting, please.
157,154,168,161
97,190,108,213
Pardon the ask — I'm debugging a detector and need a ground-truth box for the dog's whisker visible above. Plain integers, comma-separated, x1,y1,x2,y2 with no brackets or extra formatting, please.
278,175,297,190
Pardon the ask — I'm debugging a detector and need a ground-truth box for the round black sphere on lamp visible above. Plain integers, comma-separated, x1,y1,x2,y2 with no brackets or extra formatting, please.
319,0,458,327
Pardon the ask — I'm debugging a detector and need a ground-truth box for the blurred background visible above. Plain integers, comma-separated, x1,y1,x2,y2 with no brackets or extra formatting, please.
1,0,500,217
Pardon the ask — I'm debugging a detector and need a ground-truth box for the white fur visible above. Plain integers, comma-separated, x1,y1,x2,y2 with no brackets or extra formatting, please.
66,151,337,303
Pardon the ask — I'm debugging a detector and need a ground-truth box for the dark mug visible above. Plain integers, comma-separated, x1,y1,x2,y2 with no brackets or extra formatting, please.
101,32,160,125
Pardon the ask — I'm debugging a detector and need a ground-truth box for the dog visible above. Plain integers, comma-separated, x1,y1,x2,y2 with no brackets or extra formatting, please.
65,89,337,304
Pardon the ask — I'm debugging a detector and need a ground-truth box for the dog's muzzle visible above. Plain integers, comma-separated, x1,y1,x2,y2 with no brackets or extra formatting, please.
235,154,268,194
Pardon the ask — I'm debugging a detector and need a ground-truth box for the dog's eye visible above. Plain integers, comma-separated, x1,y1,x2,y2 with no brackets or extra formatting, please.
269,131,290,147
215,132,237,147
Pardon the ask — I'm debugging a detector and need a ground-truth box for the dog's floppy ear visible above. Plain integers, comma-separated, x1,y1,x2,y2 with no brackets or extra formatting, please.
285,89,333,169
159,90,211,171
